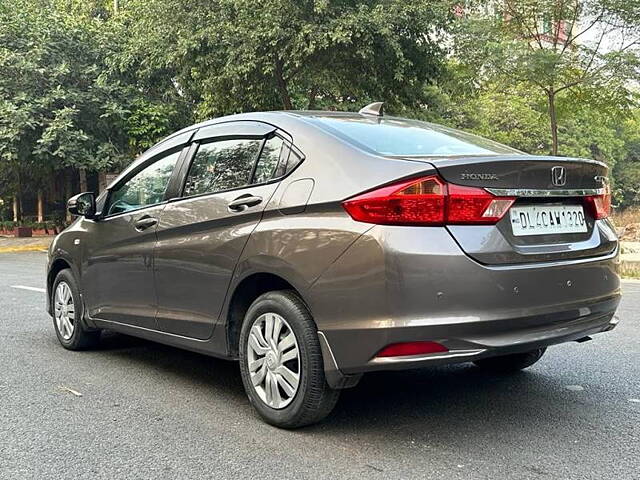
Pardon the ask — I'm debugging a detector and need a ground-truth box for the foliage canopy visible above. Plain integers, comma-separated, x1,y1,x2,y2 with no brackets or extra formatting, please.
1,0,639,220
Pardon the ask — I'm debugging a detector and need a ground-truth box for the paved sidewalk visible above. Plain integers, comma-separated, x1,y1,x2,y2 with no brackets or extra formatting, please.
0,235,54,253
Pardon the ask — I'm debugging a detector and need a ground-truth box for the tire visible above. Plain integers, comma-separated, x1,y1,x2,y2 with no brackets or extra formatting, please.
473,348,546,373
239,290,340,428
51,269,100,350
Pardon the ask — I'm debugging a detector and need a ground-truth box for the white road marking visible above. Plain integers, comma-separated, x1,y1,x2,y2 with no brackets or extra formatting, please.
628,398,640,403
11,285,46,293
565,385,585,392
621,278,640,284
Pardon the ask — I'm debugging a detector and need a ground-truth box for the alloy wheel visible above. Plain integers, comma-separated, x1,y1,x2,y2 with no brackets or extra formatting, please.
54,281,75,340
246,312,300,409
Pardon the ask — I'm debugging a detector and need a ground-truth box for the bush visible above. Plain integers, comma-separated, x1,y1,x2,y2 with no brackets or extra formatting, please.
0,217,69,234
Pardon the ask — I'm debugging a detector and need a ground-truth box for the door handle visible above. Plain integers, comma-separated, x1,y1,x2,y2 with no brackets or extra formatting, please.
134,216,158,231
227,195,263,212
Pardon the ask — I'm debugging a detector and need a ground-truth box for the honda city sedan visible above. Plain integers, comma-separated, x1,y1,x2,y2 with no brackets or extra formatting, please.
47,103,621,428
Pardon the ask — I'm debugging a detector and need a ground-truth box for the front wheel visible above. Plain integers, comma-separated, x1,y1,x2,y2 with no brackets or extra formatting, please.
473,348,546,373
238,290,339,428
52,269,100,350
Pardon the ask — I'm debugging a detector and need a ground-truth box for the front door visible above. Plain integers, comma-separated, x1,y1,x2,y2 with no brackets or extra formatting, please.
82,149,183,329
154,133,287,339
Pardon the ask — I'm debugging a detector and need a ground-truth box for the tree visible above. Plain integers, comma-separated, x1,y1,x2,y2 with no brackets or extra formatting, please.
115,0,455,120
449,79,628,168
0,1,115,218
0,0,185,221
613,112,640,208
454,0,640,155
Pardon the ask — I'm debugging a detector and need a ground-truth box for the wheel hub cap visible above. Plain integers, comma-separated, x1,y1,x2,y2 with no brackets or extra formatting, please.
54,282,75,340
246,313,300,409
266,351,278,370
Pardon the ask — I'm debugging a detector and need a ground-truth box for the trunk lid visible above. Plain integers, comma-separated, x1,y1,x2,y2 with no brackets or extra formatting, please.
430,155,605,190
411,155,617,265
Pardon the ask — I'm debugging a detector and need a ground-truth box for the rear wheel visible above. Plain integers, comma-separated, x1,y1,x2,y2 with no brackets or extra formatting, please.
473,348,546,373
52,269,100,350
239,290,339,428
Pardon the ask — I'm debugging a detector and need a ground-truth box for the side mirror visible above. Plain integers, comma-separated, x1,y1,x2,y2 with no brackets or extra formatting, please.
67,192,96,219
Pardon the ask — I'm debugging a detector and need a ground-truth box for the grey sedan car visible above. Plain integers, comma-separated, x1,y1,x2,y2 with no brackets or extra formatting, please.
47,103,621,428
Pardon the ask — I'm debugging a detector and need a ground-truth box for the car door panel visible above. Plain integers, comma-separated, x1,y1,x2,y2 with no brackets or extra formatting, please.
151,124,295,340
82,206,166,329
82,148,185,329
153,182,280,339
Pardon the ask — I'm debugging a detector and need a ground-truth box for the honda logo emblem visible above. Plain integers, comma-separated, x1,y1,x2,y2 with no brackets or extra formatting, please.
551,166,566,187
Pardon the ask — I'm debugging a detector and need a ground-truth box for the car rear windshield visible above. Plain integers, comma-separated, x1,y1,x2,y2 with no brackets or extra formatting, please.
308,116,521,156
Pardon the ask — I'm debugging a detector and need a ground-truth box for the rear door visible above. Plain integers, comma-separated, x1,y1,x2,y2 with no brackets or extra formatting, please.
431,155,617,264
153,122,293,339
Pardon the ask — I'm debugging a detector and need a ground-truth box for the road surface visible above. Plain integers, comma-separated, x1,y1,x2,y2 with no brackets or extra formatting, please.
1,252,638,479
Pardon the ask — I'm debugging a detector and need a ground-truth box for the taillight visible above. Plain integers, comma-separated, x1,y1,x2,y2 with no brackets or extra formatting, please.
342,175,515,226
375,341,448,358
584,187,611,220
342,176,445,225
447,183,515,224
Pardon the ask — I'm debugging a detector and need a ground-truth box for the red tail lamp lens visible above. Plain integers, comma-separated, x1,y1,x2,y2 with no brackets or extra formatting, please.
343,175,514,226
376,341,449,358
342,176,446,225
585,190,611,220
447,183,515,224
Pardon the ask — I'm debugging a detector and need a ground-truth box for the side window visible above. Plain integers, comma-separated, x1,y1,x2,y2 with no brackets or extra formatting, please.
107,150,181,215
184,138,261,196
253,136,284,184
274,146,303,178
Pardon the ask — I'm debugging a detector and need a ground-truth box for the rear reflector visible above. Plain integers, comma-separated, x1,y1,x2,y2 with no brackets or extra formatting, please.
343,175,515,226
375,341,449,358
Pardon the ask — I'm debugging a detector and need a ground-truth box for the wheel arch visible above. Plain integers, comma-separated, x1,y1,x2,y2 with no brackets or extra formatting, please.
225,272,310,358
46,257,74,315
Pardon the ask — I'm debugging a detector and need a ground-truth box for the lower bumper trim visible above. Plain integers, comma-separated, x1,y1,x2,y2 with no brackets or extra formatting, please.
370,349,485,366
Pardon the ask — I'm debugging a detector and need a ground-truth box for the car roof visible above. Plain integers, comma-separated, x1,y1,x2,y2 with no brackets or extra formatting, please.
153,109,484,157
110,109,606,191
158,110,362,143
142,109,519,169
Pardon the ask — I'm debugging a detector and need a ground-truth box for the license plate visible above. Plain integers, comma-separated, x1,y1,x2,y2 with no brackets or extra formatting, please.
509,205,587,236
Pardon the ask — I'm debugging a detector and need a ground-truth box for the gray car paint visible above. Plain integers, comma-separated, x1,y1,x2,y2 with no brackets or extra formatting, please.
47,110,621,389
154,180,281,339
309,224,619,374
81,203,166,329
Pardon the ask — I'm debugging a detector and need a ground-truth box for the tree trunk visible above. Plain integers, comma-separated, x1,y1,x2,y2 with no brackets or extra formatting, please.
113,0,119,14
79,168,88,192
274,59,293,110
37,190,45,223
547,90,559,155
12,196,21,222
307,85,319,110
65,170,73,223
13,169,22,222
98,171,108,193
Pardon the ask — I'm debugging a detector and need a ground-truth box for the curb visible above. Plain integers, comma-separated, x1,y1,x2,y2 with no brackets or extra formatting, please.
0,245,49,254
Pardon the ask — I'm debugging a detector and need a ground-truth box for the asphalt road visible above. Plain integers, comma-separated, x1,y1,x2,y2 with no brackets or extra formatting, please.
1,251,638,480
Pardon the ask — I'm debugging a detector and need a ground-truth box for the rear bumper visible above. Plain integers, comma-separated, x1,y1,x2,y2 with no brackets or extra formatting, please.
309,225,621,384
320,294,619,377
